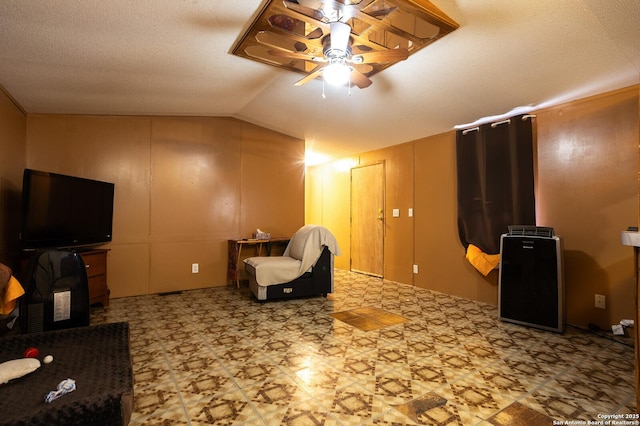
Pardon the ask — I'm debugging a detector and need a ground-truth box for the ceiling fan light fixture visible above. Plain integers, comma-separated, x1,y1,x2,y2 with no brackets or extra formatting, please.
323,60,350,86
330,22,351,50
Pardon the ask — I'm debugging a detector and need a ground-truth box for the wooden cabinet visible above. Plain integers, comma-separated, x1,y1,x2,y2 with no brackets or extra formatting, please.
79,249,110,307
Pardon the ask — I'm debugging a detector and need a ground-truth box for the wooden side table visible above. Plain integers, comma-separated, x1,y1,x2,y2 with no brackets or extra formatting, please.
227,238,290,288
79,249,110,307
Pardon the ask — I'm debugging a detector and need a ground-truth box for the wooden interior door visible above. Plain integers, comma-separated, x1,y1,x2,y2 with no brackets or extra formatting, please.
351,162,384,277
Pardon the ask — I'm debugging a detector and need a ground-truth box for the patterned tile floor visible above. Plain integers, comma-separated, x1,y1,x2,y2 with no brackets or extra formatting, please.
91,269,637,425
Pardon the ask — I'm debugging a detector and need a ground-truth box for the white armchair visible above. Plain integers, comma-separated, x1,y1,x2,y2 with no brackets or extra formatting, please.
244,225,341,301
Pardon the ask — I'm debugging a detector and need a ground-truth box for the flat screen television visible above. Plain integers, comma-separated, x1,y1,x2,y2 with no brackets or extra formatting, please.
21,169,115,249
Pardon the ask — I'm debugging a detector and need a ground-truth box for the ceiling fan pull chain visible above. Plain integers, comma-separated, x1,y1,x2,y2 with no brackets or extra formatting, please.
322,78,326,99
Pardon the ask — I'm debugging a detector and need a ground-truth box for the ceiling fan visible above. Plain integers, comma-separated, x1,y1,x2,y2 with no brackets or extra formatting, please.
231,0,459,91
266,0,410,89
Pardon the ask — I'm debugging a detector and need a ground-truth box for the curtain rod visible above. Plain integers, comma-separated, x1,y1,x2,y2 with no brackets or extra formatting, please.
491,118,511,128
461,114,537,134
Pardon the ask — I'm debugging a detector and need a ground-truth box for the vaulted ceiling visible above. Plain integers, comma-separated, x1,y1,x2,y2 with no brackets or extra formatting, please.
1,1,639,162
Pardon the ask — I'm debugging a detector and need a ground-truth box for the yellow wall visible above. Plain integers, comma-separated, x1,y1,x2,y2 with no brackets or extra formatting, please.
24,115,305,298
0,89,26,269
305,159,353,270
306,86,639,329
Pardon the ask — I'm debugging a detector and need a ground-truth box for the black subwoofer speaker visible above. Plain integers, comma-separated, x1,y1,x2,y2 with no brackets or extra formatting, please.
498,228,565,332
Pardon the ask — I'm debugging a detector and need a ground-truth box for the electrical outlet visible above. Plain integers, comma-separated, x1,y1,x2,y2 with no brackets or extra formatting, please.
413,264,418,274
595,294,605,309
192,263,199,274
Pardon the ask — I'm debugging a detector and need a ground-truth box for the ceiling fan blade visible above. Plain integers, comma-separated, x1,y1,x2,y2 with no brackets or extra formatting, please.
283,0,325,21
351,63,373,74
349,68,372,89
351,44,372,55
294,66,326,86
368,6,398,18
352,48,409,64
267,49,325,62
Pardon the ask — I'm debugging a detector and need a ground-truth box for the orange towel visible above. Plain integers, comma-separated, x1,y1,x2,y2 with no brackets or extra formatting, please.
1,276,25,315
465,244,500,276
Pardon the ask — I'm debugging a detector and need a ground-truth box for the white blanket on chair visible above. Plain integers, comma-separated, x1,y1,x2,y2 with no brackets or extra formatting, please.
244,225,341,286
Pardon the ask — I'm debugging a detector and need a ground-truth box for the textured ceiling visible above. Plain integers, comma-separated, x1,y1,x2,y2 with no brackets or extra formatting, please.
0,0,639,162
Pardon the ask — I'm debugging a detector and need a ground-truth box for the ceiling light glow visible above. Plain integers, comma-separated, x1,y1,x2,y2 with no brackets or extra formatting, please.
324,61,350,86
305,150,330,166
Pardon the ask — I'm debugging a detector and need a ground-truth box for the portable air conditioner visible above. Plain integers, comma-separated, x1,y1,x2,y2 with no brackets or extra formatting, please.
498,226,565,333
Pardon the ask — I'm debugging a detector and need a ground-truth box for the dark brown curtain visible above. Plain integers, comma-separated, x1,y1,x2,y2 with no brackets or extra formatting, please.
456,114,536,254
